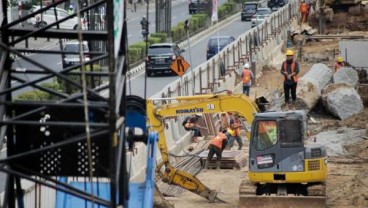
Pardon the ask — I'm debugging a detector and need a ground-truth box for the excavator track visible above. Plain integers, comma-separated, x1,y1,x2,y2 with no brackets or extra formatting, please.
239,179,326,208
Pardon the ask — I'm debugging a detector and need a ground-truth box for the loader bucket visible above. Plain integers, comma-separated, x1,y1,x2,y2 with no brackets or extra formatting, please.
239,195,326,208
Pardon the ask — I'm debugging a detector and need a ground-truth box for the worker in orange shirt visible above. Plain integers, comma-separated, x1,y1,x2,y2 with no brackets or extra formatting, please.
334,56,345,72
256,121,277,150
300,0,308,25
242,63,255,96
204,130,229,170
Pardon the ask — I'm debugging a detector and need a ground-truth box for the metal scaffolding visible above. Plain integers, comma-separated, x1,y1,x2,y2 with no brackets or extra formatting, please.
0,0,128,207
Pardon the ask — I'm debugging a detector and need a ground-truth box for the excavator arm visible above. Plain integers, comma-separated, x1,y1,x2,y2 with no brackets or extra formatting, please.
146,93,260,202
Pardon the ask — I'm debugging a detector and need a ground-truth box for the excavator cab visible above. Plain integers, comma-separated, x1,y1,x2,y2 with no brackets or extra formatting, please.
239,111,327,208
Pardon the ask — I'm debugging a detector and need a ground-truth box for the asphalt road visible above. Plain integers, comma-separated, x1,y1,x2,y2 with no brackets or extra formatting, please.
126,18,252,98
127,0,227,44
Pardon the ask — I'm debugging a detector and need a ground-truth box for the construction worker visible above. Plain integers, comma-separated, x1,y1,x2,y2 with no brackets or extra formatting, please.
205,130,229,170
183,114,207,143
242,63,255,96
281,49,299,110
227,113,243,150
299,0,308,25
334,56,345,72
68,5,74,15
220,112,230,132
256,121,277,150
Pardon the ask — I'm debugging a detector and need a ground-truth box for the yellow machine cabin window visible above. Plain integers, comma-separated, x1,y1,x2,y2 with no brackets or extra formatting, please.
253,120,277,151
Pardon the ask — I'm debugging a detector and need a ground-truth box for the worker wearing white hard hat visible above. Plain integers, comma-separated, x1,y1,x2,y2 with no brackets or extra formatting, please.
68,5,74,15
241,63,254,96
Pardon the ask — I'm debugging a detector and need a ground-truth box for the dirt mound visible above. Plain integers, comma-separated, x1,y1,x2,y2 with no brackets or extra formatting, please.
309,9,368,32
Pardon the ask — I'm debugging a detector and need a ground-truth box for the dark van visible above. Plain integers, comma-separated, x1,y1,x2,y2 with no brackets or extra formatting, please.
241,2,261,21
206,36,235,60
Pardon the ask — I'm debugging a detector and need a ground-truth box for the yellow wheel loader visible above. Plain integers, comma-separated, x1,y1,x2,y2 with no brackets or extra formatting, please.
146,93,326,206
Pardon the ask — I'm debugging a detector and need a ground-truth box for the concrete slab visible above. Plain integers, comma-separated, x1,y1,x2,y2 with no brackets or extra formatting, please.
339,40,368,68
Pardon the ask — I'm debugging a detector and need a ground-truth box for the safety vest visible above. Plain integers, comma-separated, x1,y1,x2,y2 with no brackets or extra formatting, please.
283,61,298,82
210,132,227,149
300,3,307,13
228,119,241,136
242,70,252,84
334,62,345,72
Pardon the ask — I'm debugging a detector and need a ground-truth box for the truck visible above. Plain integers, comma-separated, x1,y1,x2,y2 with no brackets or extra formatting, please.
147,93,327,207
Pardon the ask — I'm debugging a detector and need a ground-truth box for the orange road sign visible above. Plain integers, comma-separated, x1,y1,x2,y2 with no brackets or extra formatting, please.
171,56,190,77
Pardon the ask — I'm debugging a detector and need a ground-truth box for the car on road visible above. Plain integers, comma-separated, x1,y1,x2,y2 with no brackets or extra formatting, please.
206,36,235,60
188,0,208,14
146,43,185,77
62,41,90,69
251,8,272,28
27,6,82,30
241,2,260,21
268,0,286,10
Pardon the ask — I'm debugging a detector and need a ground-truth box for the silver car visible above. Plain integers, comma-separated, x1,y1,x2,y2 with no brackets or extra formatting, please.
62,41,90,68
251,8,272,28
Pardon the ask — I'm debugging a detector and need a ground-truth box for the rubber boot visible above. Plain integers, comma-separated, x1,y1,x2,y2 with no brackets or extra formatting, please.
204,160,209,169
216,161,221,170
291,101,296,110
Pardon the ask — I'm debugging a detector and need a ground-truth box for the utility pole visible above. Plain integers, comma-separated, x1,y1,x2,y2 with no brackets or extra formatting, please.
141,5,150,98
155,0,171,38
184,19,194,95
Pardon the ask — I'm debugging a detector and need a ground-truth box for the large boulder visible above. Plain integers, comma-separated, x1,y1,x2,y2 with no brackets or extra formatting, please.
322,83,364,120
297,63,333,111
333,67,359,87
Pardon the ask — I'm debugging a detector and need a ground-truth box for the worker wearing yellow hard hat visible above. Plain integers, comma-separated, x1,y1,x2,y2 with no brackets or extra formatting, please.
335,56,345,72
281,49,300,110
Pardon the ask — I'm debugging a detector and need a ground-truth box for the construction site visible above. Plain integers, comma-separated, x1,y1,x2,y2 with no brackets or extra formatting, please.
0,0,368,207
154,3,368,208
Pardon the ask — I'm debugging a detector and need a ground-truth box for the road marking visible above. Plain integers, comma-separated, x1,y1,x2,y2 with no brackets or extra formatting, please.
172,16,177,19
57,62,62,65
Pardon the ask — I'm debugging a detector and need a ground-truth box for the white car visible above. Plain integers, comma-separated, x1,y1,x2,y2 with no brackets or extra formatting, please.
251,8,272,28
27,6,84,30
62,41,90,68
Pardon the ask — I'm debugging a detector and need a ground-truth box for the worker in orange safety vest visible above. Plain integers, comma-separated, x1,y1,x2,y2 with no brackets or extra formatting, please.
242,63,255,96
204,130,229,170
300,0,308,25
334,56,345,72
281,50,300,110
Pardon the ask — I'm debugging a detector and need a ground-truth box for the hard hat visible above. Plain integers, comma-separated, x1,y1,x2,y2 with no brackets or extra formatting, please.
337,56,343,63
244,63,250,68
286,50,294,56
195,113,202,117
69,5,73,9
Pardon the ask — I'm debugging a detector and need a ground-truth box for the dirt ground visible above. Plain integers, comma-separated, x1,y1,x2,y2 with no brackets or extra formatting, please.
163,25,368,208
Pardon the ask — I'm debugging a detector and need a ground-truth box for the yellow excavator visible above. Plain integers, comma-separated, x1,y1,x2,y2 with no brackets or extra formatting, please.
147,93,327,207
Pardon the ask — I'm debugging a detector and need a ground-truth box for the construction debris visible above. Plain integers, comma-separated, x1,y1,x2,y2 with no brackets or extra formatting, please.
333,67,360,87
297,63,333,110
198,150,247,169
322,83,364,120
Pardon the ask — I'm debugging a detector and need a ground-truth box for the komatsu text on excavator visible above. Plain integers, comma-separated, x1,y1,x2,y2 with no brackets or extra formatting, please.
146,93,327,207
